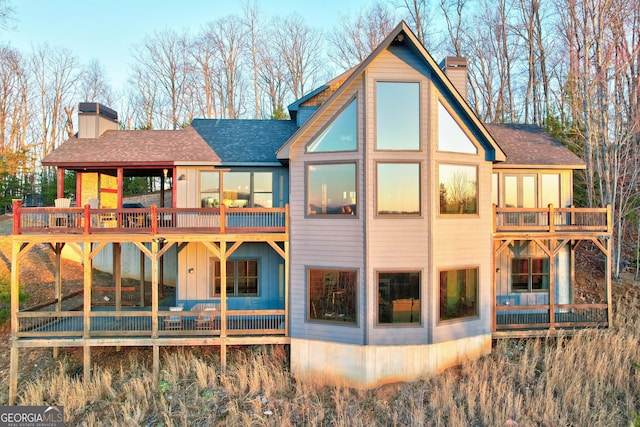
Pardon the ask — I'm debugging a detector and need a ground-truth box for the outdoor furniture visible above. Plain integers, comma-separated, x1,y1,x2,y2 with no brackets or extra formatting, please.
164,306,184,330
192,303,220,330
49,198,71,227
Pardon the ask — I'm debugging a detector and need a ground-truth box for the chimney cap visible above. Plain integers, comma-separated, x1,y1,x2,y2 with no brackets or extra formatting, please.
439,56,468,70
79,102,118,122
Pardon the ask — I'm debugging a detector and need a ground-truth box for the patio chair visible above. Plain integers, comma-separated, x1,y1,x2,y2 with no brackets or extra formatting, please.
195,307,219,330
49,198,71,227
164,306,184,330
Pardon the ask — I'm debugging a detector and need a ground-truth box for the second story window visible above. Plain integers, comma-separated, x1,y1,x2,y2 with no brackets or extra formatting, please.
307,163,357,216
307,99,357,152
377,162,421,215
200,171,220,208
439,164,478,215
223,171,273,208
376,82,420,150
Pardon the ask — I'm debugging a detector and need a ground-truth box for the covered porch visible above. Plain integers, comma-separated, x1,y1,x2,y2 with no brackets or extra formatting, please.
492,204,612,337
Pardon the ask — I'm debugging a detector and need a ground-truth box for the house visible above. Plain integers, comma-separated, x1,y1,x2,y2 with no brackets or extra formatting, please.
7,22,611,404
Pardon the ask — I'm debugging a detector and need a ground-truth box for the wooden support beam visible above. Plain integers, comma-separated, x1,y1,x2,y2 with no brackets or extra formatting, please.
226,241,243,258
9,346,18,405
83,242,92,339
153,345,159,383
54,242,63,359
202,241,221,258
9,239,20,405
140,247,145,308
267,241,286,260
549,238,555,331
151,240,159,339
114,243,122,313
284,240,290,337
83,346,91,385
220,241,227,340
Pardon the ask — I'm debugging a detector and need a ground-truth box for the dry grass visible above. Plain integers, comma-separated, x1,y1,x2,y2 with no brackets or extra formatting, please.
12,288,640,426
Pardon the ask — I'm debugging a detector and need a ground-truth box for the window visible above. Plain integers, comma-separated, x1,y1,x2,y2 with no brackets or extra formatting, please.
212,259,259,297
439,268,478,321
307,163,357,215
200,171,220,208
308,268,357,323
377,163,420,215
223,171,273,208
377,272,420,324
437,101,477,154
439,164,478,214
307,99,357,152
376,82,420,150
511,258,549,292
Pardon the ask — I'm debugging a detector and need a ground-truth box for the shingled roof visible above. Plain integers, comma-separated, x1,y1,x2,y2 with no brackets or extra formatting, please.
191,119,298,165
41,126,219,167
485,123,585,169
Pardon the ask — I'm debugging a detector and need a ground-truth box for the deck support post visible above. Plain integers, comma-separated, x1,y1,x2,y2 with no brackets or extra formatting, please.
548,239,555,330
151,240,159,338
140,247,145,307
153,345,159,383
83,243,92,339
606,236,612,326
9,240,20,405
114,242,122,316
83,346,91,385
220,241,227,370
53,243,63,359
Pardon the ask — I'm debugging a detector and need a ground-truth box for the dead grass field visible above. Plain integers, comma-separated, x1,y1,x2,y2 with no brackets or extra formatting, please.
0,215,638,426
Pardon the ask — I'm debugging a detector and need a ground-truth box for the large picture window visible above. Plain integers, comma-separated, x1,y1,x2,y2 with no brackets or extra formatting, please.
308,268,357,323
377,163,420,215
437,101,477,154
439,268,478,321
223,171,273,208
439,164,478,215
200,171,220,208
307,163,357,215
212,259,259,297
511,258,549,292
377,272,420,324
376,82,420,150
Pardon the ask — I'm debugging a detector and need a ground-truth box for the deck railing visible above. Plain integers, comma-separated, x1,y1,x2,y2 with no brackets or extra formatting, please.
495,303,608,331
15,308,287,338
11,200,288,235
493,204,611,234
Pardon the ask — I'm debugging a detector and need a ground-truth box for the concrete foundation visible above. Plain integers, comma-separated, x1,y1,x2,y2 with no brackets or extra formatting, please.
290,334,492,388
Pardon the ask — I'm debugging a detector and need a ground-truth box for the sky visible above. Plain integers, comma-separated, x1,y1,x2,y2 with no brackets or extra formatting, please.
4,0,378,93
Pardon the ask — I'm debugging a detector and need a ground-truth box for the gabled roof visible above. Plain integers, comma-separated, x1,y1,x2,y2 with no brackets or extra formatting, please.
191,119,298,166
485,124,585,169
277,21,506,162
41,126,219,168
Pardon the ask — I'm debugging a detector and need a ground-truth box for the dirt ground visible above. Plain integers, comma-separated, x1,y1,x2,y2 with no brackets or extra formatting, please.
0,214,636,405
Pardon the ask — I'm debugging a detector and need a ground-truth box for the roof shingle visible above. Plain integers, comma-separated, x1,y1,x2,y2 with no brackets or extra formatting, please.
42,127,219,167
485,123,584,169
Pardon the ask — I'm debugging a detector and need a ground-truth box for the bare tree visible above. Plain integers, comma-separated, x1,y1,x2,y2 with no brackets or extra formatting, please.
131,29,193,129
256,34,290,119
0,45,28,154
439,0,468,56
327,1,397,70
271,14,324,100
243,1,263,119
79,59,115,106
200,16,248,119
29,43,80,157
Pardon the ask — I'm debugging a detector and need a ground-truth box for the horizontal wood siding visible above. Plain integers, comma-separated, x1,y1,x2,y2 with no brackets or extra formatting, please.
288,76,366,345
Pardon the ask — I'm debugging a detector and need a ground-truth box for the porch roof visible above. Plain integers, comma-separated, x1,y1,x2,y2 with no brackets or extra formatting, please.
191,119,298,165
486,124,585,169
41,127,220,168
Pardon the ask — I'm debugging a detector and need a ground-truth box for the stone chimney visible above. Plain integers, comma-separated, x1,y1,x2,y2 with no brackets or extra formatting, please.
78,102,118,138
440,57,468,100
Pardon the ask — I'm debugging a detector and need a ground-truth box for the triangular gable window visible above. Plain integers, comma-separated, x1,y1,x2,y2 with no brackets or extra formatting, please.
307,99,357,152
438,101,477,154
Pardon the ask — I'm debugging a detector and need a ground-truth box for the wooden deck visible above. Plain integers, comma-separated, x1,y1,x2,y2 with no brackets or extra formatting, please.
11,201,287,236
492,204,612,337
